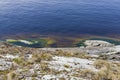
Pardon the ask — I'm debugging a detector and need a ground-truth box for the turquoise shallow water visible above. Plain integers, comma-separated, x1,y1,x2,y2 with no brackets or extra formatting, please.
0,0,120,37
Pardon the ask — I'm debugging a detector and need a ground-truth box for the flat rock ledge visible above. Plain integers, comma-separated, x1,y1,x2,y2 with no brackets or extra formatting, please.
84,40,114,47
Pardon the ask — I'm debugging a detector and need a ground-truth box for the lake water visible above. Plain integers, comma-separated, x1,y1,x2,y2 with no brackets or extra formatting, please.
0,0,120,38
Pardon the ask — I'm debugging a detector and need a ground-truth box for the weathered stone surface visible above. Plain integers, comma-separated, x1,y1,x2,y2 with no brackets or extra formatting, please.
0,59,13,71
84,40,114,47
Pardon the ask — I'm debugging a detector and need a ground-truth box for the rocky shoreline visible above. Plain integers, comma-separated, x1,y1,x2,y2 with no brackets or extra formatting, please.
0,40,120,80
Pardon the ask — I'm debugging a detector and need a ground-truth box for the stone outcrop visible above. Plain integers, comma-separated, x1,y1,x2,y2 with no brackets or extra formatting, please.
84,40,114,47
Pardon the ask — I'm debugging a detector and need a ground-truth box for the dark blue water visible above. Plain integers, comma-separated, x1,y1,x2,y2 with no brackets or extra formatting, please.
0,0,120,37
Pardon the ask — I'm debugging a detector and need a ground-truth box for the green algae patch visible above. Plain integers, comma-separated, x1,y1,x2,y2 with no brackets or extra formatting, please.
75,40,87,47
6,39,18,43
6,38,55,48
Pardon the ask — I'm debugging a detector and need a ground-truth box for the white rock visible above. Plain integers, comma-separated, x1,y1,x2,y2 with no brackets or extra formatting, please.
5,54,18,59
42,75,56,80
49,56,96,71
114,45,120,52
0,59,13,71
84,40,114,47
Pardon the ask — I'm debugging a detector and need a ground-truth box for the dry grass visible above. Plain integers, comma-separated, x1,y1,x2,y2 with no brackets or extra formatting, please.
59,77,66,80
55,49,92,59
1,42,120,80
96,66,120,80
10,72,16,79
74,52,92,59
80,60,120,80
93,60,110,69
40,62,50,73
55,49,74,57
13,58,24,65
80,69,97,80
0,70,9,75
32,53,53,63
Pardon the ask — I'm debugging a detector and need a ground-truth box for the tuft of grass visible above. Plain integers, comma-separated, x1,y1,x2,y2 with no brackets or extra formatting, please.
32,73,37,77
92,60,120,80
40,62,50,73
55,49,92,59
93,60,110,69
32,53,53,63
64,64,70,68
0,69,12,75
59,77,66,80
13,58,24,65
81,69,96,79
74,52,92,59
55,49,74,57
10,72,16,79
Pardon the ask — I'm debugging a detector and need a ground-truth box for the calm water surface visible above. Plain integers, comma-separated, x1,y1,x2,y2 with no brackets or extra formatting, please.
0,0,120,37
